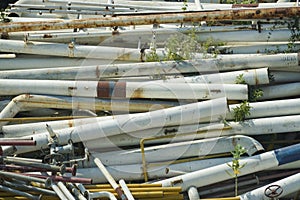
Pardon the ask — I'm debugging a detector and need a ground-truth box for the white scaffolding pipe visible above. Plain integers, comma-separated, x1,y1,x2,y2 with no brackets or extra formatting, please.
73,154,300,183
206,115,300,138
216,42,300,54
0,56,89,70
2,97,227,155
258,82,300,100
0,94,176,128
25,0,300,11
0,79,247,100
0,53,297,79
270,71,300,83
228,98,300,120
240,172,300,200
0,39,143,61
155,143,300,192
156,68,269,85
88,135,264,166
89,191,117,200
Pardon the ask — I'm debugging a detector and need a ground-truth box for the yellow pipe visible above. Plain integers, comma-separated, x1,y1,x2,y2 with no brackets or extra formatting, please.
202,197,241,200
140,126,232,181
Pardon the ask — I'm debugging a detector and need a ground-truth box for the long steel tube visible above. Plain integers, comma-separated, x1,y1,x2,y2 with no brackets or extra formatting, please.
155,143,300,192
0,94,176,128
51,182,68,200
0,79,247,100
89,135,263,166
2,98,227,155
0,171,52,187
1,179,56,196
94,157,127,200
1,7,300,32
57,181,76,200
0,184,41,200
0,39,143,61
0,53,298,79
3,157,66,174
5,96,300,139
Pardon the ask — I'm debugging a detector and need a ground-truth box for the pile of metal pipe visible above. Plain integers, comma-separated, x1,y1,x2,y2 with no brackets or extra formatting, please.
0,1,300,200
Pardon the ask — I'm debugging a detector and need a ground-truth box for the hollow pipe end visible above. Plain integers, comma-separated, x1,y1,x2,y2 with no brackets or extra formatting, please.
71,164,77,176
44,177,52,188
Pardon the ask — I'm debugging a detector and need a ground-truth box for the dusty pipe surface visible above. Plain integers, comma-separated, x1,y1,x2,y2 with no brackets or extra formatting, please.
1,7,300,32
2,98,227,154
155,143,300,191
89,135,264,165
0,79,247,100
0,39,144,61
0,53,297,80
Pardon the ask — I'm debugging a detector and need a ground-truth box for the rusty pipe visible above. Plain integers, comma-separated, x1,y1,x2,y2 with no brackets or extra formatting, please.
0,171,52,188
3,157,66,174
94,157,128,200
24,174,92,184
1,7,300,32
0,140,36,146
0,164,76,175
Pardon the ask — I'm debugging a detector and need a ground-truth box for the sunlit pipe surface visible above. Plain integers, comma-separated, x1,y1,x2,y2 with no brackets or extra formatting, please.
155,143,300,192
2,98,227,155
240,172,300,200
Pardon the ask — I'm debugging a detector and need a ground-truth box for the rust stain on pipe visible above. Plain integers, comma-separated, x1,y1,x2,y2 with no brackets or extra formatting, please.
0,7,299,32
97,81,126,98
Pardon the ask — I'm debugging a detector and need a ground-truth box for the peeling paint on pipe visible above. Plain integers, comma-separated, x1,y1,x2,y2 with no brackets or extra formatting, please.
0,80,247,100
2,98,227,155
1,7,300,32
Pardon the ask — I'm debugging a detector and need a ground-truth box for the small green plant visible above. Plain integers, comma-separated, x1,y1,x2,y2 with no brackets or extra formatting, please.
182,0,188,11
232,101,251,122
249,87,263,102
235,74,247,84
146,47,160,62
0,9,10,23
227,144,247,196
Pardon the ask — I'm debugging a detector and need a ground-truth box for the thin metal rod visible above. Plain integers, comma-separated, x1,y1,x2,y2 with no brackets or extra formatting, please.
0,171,52,187
51,182,68,200
0,140,35,146
24,174,92,184
0,184,41,200
119,179,135,200
1,7,299,32
1,179,56,196
57,182,76,200
94,157,128,200
3,157,66,174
